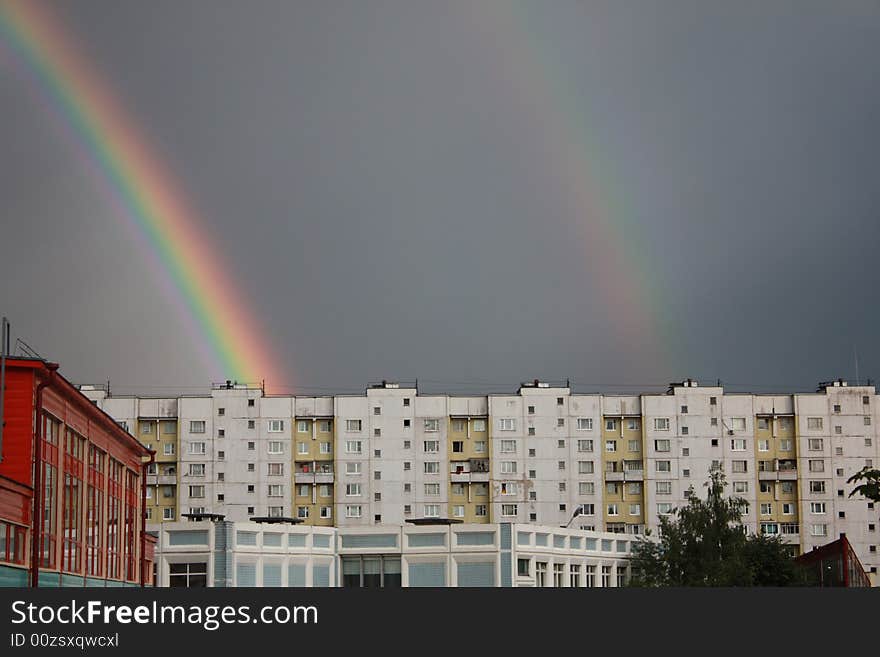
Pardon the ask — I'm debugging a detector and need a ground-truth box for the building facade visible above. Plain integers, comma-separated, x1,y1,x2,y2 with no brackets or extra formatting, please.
0,358,154,587
153,519,633,588
81,378,880,584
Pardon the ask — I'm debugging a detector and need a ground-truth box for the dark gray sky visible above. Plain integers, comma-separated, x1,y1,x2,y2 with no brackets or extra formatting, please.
1,0,879,395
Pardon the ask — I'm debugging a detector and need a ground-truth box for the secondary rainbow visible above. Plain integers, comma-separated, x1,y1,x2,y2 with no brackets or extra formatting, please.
464,2,678,373
0,0,289,390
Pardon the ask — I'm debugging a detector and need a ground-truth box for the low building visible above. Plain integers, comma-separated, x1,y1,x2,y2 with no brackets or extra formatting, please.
0,358,153,587
795,533,871,587
153,518,634,587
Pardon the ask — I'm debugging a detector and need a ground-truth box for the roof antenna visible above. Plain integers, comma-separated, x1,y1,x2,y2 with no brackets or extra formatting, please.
854,346,860,386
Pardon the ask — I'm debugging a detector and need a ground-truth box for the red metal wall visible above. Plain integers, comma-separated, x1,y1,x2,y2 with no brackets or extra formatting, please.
0,367,36,488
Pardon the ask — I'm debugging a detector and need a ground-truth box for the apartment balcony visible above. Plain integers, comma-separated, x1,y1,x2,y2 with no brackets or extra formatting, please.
294,471,315,484
758,460,798,481
605,471,625,482
147,474,177,486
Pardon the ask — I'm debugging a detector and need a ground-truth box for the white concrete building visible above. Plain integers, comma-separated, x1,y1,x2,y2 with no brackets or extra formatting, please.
81,377,880,583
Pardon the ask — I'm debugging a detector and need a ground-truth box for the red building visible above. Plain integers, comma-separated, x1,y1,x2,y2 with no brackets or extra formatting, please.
0,357,154,587
794,533,872,587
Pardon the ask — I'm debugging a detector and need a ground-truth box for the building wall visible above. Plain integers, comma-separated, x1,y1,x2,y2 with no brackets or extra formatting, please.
81,379,880,583
153,520,633,587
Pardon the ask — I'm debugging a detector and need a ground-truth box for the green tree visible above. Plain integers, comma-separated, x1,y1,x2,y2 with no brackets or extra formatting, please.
848,467,880,503
630,466,803,586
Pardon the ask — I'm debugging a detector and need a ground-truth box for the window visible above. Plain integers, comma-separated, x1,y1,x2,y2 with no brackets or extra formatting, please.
163,508,175,520
217,429,225,438
451,419,467,433
424,440,440,452
247,485,254,493
808,460,825,473
247,463,254,472
654,418,670,431
528,406,535,415
757,439,769,452
424,462,440,474
657,503,673,515
346,505,362,518
628,439,641,452
558,461,566,471
810,502,826,514
268,485,283,498
424,419,440,432
247,442,255,451
424,483,440,496
297,420,310,433
628,419,640,430
346,441,362,454
731,439,746,451
808,438,823,451
834,425,842,435
607,504,619,516
267,420,284,433
319,484,332,497
501,439,516,453
711,418,718,426
268,441,283,454
217,407,225,416
732,460,748,473
579,482,595,495
760,503,772,516
296,484,310,497
346,462,361,475
557,418,565,428
578,439,593,452
733,481,749,493
778,438,792,451
810,524,828,537
475,505,487,517
528,427,535,436
452,441,464,453
757,418,769,430
730,418,746,431
248,420,255,429
579,503,595,516
557,439,565,448
501,461,517,474
320,442,332,454
188,463,205,477
163,443,175,456
578,461,594,474
501,504,518,517
605,440,617,452
473,419,486,432
499,418,516,431
518,558,530,577
656,461,671,473
403,419,411,429
605,419,616,431
217,451,225,460
577,418,593,431
682,447,690,457
424,505,440,518
373,406,381,416
168,562,208,588
346,419,362,432
782,503,794,515
474,440,487,453
297,506,309,519
807,417,823,430
346,483,361,497
656,481,672,495
865,416,872,426
452,505,465,518
189,442,205,455
606,482,619,495
629,504,641,516
654,439,670,452
141,422,153,435
188,485,205,499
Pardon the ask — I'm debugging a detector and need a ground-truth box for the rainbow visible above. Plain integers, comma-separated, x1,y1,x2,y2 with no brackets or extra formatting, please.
464,2,678,372
0,0,289,390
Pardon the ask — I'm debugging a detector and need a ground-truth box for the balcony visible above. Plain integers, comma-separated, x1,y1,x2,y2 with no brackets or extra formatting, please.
758,460,798,481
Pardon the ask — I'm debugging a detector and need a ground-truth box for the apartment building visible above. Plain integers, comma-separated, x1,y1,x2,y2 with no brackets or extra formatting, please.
152,519,634,587
81,377,880,583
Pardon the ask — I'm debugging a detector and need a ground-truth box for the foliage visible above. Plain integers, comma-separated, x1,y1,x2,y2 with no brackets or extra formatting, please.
848,467,880,503
630,466,803,586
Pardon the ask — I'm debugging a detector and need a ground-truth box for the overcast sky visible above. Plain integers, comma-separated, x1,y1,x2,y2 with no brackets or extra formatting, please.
1,0,879,396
